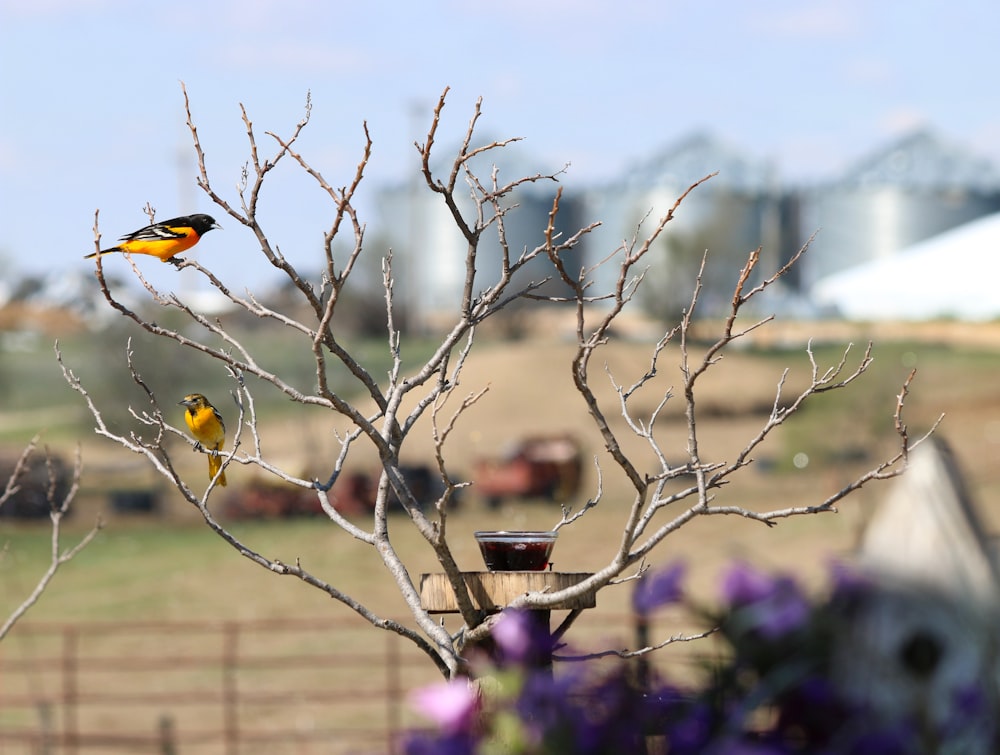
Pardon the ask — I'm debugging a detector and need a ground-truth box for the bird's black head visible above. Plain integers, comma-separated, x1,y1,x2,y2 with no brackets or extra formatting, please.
188,214,222,234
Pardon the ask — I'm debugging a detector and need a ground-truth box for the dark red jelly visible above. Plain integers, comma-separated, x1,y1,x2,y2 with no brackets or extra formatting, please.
479,541,551,571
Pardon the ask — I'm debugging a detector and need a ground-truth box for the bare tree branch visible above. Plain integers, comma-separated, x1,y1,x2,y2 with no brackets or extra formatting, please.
66,86,932,676
0,442,103,641
555,626,720,662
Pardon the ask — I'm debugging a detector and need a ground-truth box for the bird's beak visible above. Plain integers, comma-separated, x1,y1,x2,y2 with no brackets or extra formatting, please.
213,222,223,231
178,399,192,407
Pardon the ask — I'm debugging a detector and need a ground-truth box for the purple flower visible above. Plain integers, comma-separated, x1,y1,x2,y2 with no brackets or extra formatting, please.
722,563,810,638
400,557,1000,753
661,699,714,754
707,739,790,755
849,722,920,755
827,558,872,600
632,562,686,616
515,670,588,746
492,609,553,666
722,562,780,605
409,679,479,735
940,681,996,744
402,731,475,755
952,681,989,720
492,610,533,663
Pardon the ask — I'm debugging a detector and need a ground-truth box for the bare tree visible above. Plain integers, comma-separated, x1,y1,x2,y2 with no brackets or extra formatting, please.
61,85,934,678
0,437,103,641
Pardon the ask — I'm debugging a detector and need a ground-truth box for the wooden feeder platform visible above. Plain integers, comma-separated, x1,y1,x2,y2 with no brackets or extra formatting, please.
419,571,595,614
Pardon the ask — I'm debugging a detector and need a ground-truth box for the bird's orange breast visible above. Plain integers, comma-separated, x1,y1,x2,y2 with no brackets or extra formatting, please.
121,233,198,261
185,407,225,448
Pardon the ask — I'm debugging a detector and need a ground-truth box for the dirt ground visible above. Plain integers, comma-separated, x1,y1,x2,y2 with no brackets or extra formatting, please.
53,318,1000,609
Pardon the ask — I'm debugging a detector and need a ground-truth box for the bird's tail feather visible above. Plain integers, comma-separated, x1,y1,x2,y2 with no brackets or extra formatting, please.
208,451,227,487
83,247,120,259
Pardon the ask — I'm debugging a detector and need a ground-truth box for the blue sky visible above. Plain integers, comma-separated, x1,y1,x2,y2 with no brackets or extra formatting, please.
2,0,999,292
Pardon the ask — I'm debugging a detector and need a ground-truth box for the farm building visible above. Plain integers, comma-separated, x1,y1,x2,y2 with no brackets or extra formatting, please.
583,132,784,319
794,130,1000,291
812,211,1000,321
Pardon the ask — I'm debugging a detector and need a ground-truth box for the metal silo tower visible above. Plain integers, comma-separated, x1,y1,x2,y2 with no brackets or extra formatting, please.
796,130,1000,290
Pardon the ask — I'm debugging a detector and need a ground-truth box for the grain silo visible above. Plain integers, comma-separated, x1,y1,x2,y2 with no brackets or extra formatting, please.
377,141,584,330
583,132,780,319
796,130,1000,290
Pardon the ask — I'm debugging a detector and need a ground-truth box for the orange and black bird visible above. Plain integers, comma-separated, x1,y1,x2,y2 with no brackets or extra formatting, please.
179,394,228,487
85,214,221,264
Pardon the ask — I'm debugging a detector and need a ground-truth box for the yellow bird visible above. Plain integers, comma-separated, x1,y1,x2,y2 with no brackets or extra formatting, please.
179,393,227,486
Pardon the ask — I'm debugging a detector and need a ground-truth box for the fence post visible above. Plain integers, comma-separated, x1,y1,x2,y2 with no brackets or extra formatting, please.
61,626,78,754
633,611,650,692
158,714,176,755
222,621,239,755
385,632,401,755
633,611,658,755
37,701,54,755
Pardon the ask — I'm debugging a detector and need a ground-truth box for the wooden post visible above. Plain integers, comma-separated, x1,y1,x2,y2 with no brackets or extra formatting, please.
525,609,553,674
418,572,595,613
37,701,54,755
386,632,401,755
633,612,650,692
419,572,595,675
61,626,78,755
222,621,239,755
158,714,176,755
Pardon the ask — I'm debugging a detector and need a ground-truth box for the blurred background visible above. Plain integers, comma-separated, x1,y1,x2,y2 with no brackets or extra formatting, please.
4,3,1000,750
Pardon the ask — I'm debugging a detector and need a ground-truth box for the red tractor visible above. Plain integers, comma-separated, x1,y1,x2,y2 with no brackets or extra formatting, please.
474,435,583,509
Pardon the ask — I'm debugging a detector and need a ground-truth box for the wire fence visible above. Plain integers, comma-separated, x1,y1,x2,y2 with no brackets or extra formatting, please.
0,617,440,754
0,611,700,754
